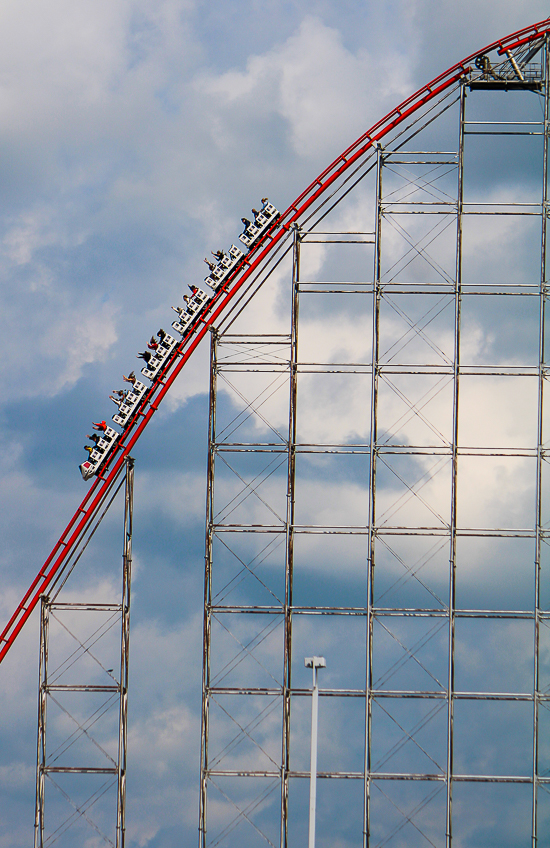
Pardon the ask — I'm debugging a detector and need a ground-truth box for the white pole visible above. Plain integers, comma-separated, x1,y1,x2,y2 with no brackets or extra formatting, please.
309,664,319,848
305,656,325,848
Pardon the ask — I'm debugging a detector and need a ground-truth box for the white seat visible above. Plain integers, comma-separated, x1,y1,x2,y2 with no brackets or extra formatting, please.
141,365,159,378
127,381,146,404
239,231,255,247
162,334,177,348
80,461,96,481
172,319,190,335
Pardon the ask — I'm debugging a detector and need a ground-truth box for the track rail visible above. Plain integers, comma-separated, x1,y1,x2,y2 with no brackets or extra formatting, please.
2,17,549,664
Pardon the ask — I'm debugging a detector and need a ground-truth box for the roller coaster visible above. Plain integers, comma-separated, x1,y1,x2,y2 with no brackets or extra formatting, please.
3,15,550,848
4,19,548,668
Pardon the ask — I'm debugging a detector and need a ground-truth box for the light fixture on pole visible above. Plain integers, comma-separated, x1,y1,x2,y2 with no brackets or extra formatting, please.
305,656,326,848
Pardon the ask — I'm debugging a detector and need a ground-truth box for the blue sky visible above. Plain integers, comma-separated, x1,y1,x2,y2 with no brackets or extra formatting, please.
1,1,550,846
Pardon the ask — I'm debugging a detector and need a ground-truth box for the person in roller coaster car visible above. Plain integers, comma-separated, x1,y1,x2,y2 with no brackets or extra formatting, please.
123,371,136,384
204,257,216,271
183,286,199,307
212,249,225,261
137,350,154,365
243,200,270,233
109,389,128,405
147,335,159,350
92,420,107,431
84,445,94,455
157,328,166,341
86,433,101,445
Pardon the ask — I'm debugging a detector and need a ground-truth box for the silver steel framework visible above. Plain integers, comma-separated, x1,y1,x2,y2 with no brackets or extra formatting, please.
34,457,134,848
200,39,550,848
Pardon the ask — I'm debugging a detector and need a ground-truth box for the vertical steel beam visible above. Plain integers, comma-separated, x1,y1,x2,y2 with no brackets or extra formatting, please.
364,145,383,848
281,226,300,848
446,81,466,848
117,457,134,848
532,35,549,848
34,596,49,848
199,329,218,848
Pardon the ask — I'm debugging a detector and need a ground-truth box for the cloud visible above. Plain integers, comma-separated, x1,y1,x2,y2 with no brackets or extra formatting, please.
195,15,413,165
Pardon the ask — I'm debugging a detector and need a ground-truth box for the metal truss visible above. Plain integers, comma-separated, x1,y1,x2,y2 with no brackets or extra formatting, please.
200,39,550,848
34,458,134,848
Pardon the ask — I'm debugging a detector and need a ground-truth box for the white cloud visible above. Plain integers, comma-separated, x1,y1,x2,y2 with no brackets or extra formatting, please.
196,15,413,165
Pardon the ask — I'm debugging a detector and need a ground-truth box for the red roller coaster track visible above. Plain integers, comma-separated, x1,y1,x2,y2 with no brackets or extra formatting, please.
2,17,549,665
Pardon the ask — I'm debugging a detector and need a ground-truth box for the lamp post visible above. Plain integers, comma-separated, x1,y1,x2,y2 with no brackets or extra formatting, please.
305,656,326,848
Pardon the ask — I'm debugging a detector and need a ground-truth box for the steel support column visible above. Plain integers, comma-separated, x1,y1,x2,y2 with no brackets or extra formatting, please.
199,329,218,848
445,79,466,848
281,225,300,848
532,34,550,848
117,456,134,848
364,144,383,848
34,597,49,848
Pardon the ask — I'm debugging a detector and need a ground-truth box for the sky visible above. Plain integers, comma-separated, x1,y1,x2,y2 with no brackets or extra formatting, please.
1,1,550,846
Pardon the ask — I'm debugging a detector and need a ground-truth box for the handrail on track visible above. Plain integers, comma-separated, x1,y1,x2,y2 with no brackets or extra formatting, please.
1,18,550,665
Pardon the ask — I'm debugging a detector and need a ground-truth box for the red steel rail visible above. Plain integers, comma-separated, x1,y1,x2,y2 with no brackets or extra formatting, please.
1,18,549,665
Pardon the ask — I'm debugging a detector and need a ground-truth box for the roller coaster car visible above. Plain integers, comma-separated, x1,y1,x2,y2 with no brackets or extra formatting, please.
141,333,178,379
239,203,279,248
79,426,120,481
171,288,209,335
112,380,148,427
172,317,192,335
204,244,244,290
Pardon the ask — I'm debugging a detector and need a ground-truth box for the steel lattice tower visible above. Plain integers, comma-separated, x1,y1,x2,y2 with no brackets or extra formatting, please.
199,39,550,848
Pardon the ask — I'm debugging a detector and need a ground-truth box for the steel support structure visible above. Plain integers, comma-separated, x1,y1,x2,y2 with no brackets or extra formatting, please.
5,20,550,677
199,39,550,848
34,458,134,848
